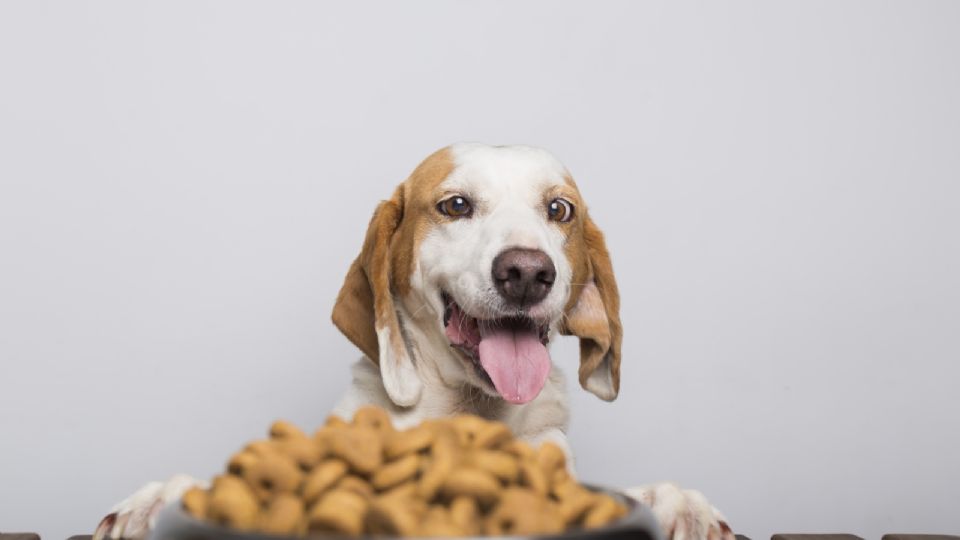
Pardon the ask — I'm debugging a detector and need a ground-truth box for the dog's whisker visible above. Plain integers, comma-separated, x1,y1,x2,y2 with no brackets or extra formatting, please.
408,300,434,318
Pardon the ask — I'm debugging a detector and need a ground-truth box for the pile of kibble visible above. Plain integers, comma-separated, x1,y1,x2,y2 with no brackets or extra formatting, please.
181,406,627,537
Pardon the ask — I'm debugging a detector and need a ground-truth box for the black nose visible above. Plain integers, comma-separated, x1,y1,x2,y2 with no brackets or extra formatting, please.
492,248,556,308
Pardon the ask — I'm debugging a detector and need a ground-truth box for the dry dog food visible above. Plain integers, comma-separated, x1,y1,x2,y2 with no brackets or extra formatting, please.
181,406,627,537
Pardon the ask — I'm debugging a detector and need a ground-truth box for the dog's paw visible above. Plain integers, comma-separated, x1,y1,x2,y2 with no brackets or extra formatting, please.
93,474,206,540
626,483,734,540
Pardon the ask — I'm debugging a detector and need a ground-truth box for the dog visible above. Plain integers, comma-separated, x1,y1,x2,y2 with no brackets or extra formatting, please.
94,143,735,540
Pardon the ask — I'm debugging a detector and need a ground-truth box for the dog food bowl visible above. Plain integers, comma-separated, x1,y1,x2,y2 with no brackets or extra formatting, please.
149,485,664,540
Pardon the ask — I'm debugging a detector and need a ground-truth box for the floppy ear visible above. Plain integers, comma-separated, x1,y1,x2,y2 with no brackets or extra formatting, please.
331,186,422,407
560,214,622,401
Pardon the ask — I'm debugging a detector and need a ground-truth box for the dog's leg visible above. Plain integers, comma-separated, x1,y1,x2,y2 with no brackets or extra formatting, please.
626,483,735,540
93,474,206,540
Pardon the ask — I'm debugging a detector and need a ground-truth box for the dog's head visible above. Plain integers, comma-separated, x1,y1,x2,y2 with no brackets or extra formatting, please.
332,144,621,407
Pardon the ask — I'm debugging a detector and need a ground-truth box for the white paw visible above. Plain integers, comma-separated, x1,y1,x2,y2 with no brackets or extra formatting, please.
94,474,206,540
626,483,735,540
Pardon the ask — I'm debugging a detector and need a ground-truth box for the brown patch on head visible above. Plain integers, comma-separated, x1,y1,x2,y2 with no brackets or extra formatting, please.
388,148,456,298
558,176,623,401
331,147,455,405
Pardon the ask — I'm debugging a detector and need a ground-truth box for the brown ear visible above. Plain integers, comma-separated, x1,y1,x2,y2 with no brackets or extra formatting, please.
561,214,622,401
331,185,422,406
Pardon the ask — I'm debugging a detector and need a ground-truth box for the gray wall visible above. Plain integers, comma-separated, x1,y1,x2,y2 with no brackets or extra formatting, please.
1,2,958,538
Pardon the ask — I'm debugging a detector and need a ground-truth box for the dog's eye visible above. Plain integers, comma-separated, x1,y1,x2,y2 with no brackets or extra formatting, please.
437,195,473,218
547,198,574,222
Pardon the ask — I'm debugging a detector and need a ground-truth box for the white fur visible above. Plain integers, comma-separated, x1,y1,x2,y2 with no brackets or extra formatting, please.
375,325,422,406
627,484,735,540
94,144,734,540
400,143,575,399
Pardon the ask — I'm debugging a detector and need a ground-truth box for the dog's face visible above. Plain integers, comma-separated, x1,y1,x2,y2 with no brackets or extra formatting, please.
333,144,621,408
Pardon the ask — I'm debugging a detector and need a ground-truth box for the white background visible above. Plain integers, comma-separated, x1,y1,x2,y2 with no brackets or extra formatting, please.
2,2,959,539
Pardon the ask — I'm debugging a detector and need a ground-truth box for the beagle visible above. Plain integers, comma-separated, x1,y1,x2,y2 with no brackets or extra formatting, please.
94,144,734,540
328,143,620,462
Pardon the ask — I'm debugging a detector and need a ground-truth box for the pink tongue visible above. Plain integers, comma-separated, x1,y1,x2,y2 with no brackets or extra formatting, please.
478,325,551,404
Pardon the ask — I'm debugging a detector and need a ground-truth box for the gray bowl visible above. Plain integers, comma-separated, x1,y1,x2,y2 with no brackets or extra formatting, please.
149,485,664,540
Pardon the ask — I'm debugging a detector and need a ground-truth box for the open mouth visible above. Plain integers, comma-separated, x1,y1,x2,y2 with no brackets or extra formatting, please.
441,292,551,405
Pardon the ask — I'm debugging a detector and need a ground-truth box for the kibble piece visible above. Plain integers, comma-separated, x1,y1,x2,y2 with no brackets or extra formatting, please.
552,466,572,488
226,451,259,477
211,474,249,492
269,420,307,440
552,475,580,500
275,437,324,472
485,488,564,536
207,476,259,530
520,459,549,496
557,487,598,525
336,474,374,499
449,415,489,447
449,496,480,535
302,459,349,504
422,418,459,436
472,421,513,449
583,494,626,528
242,452,303,502
502,439,536,460
181,486,208,519
312,419,347,451
468,449,520,482
418,506,465,537
366,496,423,536
259,493,304,535
352,405,395,433
371,453,420,490
328,426,383,475
440,468,501,506
381,480,418,500
385,425,434,459
418,434,457,500
244,439,279,457
325,415,349,428
307,489,368,536
536,442,567,475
